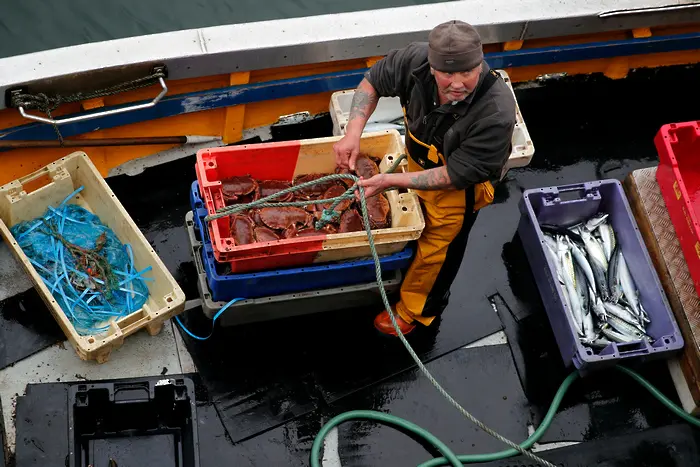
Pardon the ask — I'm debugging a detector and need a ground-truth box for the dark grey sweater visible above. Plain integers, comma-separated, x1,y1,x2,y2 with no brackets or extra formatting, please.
365,42,516,189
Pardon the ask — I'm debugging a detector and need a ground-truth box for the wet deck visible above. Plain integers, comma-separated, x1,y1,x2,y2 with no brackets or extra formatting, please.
2,63,700,466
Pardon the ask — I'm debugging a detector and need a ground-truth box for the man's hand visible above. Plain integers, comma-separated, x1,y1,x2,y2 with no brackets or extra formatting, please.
356,174,390,199
333,134,361,171
355,167,456,200
333,78,380,170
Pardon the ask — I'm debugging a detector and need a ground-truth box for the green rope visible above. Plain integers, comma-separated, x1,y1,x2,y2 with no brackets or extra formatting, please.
204,173,358,225
203,151,553,466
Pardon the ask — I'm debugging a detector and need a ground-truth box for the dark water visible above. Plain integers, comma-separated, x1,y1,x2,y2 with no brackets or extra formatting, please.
0,0,450,59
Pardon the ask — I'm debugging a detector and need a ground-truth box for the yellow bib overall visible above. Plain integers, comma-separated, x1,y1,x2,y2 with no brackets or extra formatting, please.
393,70,501,326
394,126,495,326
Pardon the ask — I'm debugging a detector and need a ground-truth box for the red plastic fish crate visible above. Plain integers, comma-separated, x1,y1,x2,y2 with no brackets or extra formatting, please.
194,130,424,273
655,121,700,296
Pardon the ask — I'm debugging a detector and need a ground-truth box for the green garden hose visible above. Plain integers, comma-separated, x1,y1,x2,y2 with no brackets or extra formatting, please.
311,365,700,467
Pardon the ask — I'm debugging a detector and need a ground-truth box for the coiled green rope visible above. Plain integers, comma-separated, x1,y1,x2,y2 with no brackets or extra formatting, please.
203,154,555,466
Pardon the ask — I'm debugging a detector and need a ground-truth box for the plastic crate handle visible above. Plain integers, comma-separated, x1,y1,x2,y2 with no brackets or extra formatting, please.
16,165,61,188
13,164,69,197
544,183,598,204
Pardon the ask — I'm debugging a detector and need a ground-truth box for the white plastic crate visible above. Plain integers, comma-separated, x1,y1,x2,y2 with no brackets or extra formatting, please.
329,92,404,137
495,70,535,178
329,69,534,179
0,152,186,363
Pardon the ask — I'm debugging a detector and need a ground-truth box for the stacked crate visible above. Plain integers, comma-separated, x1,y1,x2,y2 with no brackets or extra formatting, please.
187,130,425,326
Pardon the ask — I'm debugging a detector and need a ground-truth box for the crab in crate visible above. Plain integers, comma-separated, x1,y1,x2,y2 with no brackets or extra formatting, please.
256,180,294,202
222,176,258,204
221,153,393,245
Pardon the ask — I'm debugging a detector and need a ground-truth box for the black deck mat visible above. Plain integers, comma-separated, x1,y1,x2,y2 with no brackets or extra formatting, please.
176,289,502,443
480,424,700,467
14,383,70,467
198,344,529,466
0,288,64,372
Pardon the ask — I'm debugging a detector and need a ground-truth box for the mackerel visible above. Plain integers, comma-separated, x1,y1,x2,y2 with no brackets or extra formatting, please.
543,235,562,282
598,223,615,261
618,251,642,318
601,324,639,344
580,228,608,269
585,213,609,232
582,308,596,341
569,239,596,294
607,243,623,303
582,337,613,348
575,262,596,341
603,302,645,332
579,228,610,300
606,315,648,341
541,224,584,246
591,291,608,321
558,237,584,336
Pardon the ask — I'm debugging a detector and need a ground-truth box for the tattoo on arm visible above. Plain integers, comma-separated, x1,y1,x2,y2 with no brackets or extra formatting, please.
348,86,378,122
409,167,455,190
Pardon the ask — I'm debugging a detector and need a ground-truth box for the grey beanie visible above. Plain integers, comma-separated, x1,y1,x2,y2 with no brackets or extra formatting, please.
428,20,483,72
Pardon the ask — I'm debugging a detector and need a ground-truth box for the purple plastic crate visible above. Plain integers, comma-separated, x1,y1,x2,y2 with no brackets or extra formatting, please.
517,179,684,374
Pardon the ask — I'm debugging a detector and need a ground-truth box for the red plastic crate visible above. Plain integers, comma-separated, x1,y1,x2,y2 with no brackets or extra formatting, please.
655,121,700,296
194,130,424,273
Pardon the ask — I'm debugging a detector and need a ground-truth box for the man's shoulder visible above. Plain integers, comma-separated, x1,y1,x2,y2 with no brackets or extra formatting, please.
483,71,517,125
393,42,430,68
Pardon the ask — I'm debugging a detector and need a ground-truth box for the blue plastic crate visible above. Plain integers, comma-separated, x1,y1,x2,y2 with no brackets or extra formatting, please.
517,179,683,375
189,181,414,301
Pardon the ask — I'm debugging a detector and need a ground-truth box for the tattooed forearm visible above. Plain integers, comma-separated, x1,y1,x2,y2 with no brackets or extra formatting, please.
408,167,455,190
348,79,379,123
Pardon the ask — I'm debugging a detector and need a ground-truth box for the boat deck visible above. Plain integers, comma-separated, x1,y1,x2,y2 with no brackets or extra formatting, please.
2,63,700,466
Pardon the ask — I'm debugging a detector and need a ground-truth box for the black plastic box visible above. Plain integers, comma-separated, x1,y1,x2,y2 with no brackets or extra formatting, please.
67,377,200,467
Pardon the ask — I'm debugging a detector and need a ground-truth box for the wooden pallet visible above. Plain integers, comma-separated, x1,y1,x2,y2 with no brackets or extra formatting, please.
624,167,700,414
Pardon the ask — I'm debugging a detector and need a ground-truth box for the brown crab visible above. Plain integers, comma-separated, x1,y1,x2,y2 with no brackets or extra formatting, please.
339,208,364,233
321,185,353,214
259,207,313,230
230,215,256,245
249,209,264,226
253,226,280,242
256,180,293,202
335,167,354,188
222,176,259,203
282,224,328,239
354,155,380,180
366,194,391,229
293,173,339,199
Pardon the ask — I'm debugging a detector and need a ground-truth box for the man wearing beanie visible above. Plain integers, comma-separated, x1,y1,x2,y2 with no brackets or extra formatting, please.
333,20,516,336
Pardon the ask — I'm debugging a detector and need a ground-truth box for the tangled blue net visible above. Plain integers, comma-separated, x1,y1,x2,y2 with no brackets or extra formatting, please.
10,186,152,336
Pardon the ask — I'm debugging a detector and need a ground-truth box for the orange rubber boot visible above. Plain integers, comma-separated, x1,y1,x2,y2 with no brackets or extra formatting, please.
374,309,416,336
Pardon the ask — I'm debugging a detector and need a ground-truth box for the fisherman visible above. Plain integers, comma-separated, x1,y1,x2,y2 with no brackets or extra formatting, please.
333,20,516,336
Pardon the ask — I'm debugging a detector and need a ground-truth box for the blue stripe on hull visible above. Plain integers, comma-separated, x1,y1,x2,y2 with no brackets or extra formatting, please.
2,32,700,142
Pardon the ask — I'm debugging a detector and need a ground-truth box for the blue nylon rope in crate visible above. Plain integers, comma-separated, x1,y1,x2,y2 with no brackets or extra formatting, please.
10,186,153,336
